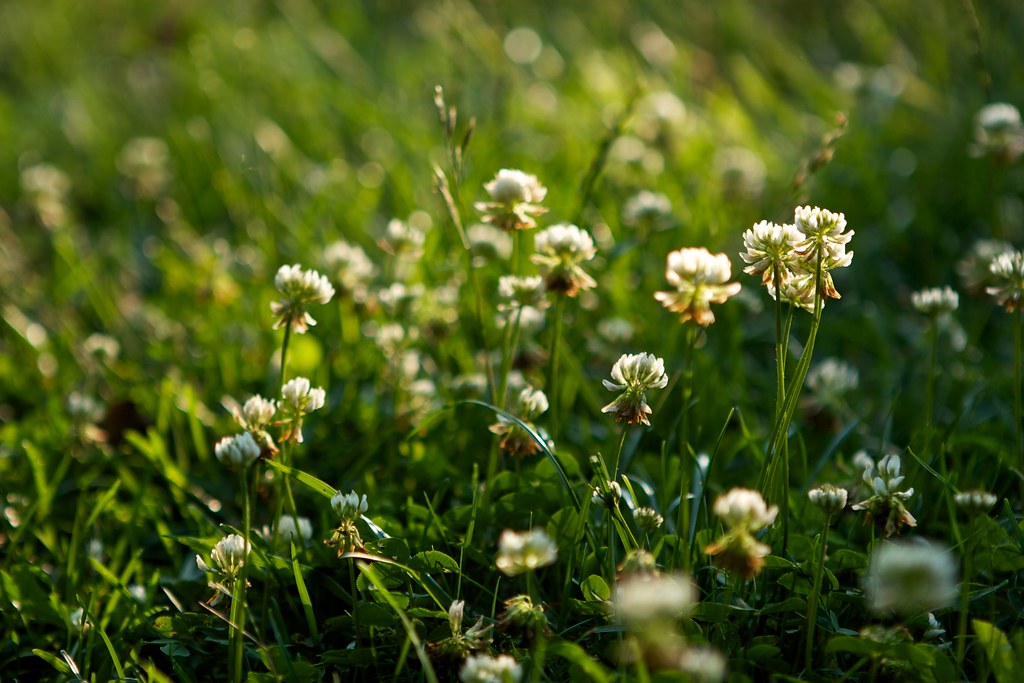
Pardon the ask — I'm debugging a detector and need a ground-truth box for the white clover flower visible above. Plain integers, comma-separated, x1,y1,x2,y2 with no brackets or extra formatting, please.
678,646,728,683
739,220,803,285
517,386,549,420
958,239,1014,293
67,391,104,423
196,534,250,581
912,286,960,315
601,352,669,426
808,484,848,515
806,358,859,412
331,490,368,523
279,377,326,443
972,102,1024,162
497,275,549,313
467,223,514,265
117,137,171,198
714,145,766,199
622,190,673,229
851,453,917,537
460,653,523,683
377,282,424,318
489,386,551,458
214,432,261,469
530,224,598,297
654,247,741,326
713,488,778,533
496,529,558,576
987,250,1024,311
954,489,997,517
614,572,695,625
82,333,121,364
863,540,958,617
382,218,426,259
271,264,335,333
794,205,854,252
323,239,375,301
634,506,665,532
239,395,276,431
475,169,548,231
261,515,313,546
591,480,622,509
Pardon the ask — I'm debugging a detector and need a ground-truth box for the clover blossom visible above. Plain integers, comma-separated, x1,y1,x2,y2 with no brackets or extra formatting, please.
851,453,917,537
972,102,1024,163
739,220,802,286
196,534,250,604
429,600,492,661
987,250,1024,311
460,653,523,683
497,275,549,314
323,239,375,302
498,595,549,641
808,484,848,515
214,432,262,470
955,489,997,517
614,572,695,626
912,286,960,315
530,224,598,297
654,247,741,326
634,507,665,532
475,168,548,231
703,488,777,579
278,377,326,443
622,190,673,231
489,386,551,458
863,540,958,617
601,352,669,426
496,528,557,576
271,264,335,333
328,490,368,555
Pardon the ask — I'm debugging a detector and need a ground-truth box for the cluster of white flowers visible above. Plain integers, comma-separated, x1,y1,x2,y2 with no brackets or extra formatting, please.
116,136,171,199
278,377,326,443
271,264,335,333
475,168,548,231
331,490,368,523
601,352,669,426
911,286,959,315
808,484,848,515
323,239,375,301
496,528,558,576
214,432,261,469
654,247,741,325
704,488,777,579
954,489,997,517
467,223,514,266
633,506,665,532
863,540,958,617
261,515,313,546
196,534,250,586
531,223,598,297
622,190,672,230
614,571,695,625
497,275,549,314
740,206,854,311
806,358,859,412
851,453,917,537
987,249,1024,311
460,653,523,683
489,386,551,458
714,488,778,533
972,102,1024,162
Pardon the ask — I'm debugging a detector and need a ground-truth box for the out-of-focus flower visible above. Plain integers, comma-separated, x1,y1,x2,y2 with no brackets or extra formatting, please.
851,454,917,537
231,394,278,454
278,377,326,443
971,102,1024,163
912,286,959,315
324,240,375,302
380,218,426,259
987,250,1024,311
634,507,665,532
117,137,171,198
82,333,120,365
955,489,997,517
808,484,848,515
261,515,313,546
806,358,859,413
601,352,669,426
475,169,548,231
530,224,598,297
497,275,549,314
498,595,549,640
678,646,728,683
214,432,261,469
460,653,523,683
468,223,514,266
271,264,335,333
615,572,695,625
714,145,766,200
622,190,673,231
591,480,622,509
619,549,658,576
654,247,741,326
863,540,957,616
21,162,71,228
489,386,551,458
704,488,777,579
496,528,557,576
958,239,1014,294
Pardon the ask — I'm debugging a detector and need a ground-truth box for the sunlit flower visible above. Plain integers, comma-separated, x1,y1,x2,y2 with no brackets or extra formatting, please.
615,572,695,625
654,247,741,325
958,239,1014,293
331,490,368,523
794,205,854,254
497,275,549,313
214,432,261,469
234,395,276,434
279,377,326,443
972,102,1024,163
591,480,622,509
323,239,375,302
468,223,514,266
496,528,558,576
489,386,551,458
851,453,917,537
987,249,1024,311
498,595,549,640
601,352,669,426
261,515,313,546
475,168,548,231
955,489,997,517
912,286,959,315
271,264,335,333
196,534,250,603
460,653,523,683
863,540,958,616
704,488,777,579
381,218,426,259
634,507,665,532
430,600,493,660
622,190,673,231
530,224,598,297
806,357,859,413
808,484,848,515
739,220,802,285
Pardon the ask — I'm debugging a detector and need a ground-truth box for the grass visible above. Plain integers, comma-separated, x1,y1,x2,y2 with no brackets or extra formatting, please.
3,0,1024,681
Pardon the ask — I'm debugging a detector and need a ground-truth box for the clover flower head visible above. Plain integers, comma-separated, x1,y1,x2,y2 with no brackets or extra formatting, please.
713,488,778,533
530,224,598,297
323,240,375,301
601,352,669,426
214,432,261,469
281,377,325,415
634,506,665,532
489,386,551,457
957,239,1014,293
117,137,170,198
591,480,622,509
912,286,960,315
498,595,549,637
654,247,741,325
497,275,549,313
517,386,549,420
382,218,426,258
739,220,803,284
622,190,673,229
863,540,958,617
706,488,778,577
614,572,695,625
972,102,1024,162
955,489,997,517
271,264,335,333
808,484,848,515
987,250,1024,311
496,528,558,576
430,600,493,660
794,205,853,251
806,357,859,412
331,490,368,523
236,395,276,433
678,646,728,683
460,653,523,683
852,453,917,537
475,168,548,231
261,515,313,546
196,534,250,584
467,223,514,265
82,333,121,364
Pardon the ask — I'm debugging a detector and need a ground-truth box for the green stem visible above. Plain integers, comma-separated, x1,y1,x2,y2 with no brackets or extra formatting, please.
804,515,832,673
611,426,628,482
923,317,939,460
1015,306,1022,472
279,321,292,393
675,327,698,569
956,517,976,674
549,295,566,440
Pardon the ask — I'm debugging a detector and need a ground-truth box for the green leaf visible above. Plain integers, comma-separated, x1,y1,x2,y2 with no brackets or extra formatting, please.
547,639,613,683
581,574,611,602
32,649,75,677
973,619,1017,683
826,635,884,657
263,459,337,499
408,550,460,573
